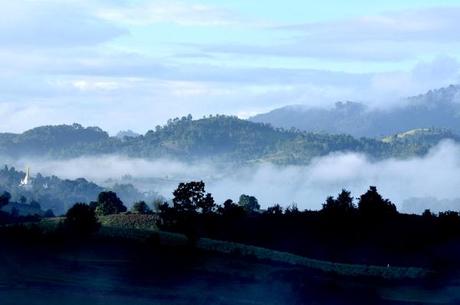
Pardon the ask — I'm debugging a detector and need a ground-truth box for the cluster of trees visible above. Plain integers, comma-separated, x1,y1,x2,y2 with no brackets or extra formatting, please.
0,165,104,215
159,182,262,226
156,181,460,268
321,187,397,217
6,178,460,269
0,191,47,224
62,191,158,236
0,189,159,235
99,115,460,163
158,182,401,228
89,191,127,216
64,203,101,236
0,123,110,158
0,166,161,215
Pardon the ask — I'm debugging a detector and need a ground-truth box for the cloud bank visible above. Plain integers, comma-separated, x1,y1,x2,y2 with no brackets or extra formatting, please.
8,141,460,214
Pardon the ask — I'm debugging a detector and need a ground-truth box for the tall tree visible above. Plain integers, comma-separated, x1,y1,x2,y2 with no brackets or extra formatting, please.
358,186,397,217
322,189,355,216
172,181,208,214
92,191,127,216
238,194,260,212
197,193,216,215
131,201,152,214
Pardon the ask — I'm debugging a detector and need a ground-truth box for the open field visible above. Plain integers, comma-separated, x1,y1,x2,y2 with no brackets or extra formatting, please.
1,215,459,304
35,215,429,280
0,234,459,305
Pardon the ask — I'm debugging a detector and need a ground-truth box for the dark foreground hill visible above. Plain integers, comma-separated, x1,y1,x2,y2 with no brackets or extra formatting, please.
0,217,454,305
251,85,460,137
0,116,459,165
0,236,433,305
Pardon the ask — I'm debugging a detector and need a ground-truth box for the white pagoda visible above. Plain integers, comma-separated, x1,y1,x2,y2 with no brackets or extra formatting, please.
19,167,31,187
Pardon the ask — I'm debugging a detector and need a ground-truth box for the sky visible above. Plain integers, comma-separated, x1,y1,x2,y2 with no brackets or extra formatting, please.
1,0,460,134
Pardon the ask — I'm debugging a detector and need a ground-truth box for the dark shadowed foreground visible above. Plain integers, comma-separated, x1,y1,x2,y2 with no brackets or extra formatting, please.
1,237,460,305
3,184,460,304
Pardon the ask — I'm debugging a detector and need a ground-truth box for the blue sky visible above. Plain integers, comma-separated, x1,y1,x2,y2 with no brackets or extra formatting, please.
0,0,460,133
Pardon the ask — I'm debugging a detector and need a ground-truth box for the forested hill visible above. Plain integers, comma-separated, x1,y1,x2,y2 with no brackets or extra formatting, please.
250,85,460,137
0,116,459,164
0,123,110,157
0,166,159,215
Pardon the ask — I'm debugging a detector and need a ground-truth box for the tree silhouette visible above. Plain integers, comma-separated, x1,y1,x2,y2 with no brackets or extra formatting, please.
166,181,216,243
358,186,397,217
322,189,355,216
64,203,100,235
0,191,11,208
172,181,214,214
131,201,152,214
284,203,300,216
197,193,216,215
438,211,460,236
422,209,435,220
218,199,245,218
238,194,260,212
92,191,127,216
265,204,283,216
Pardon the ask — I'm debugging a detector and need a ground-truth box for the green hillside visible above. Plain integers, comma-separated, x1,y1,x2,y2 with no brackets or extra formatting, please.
0,116,458,164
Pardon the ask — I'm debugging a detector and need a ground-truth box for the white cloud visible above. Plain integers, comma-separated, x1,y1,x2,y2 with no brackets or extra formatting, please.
10,141,460,214
369,56,460,103
0,44,457,133
283,7,460,43
197,7,460,62
412,56,460,83
71,80,121,92
0,1,126,49
0,3,459,132
96,0,247,27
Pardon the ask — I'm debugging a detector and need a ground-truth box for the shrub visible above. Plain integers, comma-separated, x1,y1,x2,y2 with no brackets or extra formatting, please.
64,203,100,235
93,191,127,216
131,201,152,214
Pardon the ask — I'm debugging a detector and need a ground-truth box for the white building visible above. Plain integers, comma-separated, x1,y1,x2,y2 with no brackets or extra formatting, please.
19,167,31,187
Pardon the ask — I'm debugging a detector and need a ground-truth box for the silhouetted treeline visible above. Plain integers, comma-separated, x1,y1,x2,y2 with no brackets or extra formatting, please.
159,182,460,269
3,181,460,271
0,191,44,224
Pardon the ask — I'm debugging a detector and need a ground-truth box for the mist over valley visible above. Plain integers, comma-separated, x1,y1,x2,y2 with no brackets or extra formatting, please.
2,98,460,215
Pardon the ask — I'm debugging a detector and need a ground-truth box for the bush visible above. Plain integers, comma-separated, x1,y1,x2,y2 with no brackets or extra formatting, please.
131,201,152,214
93,191,127,216
64,203,100,235
0,191,11,208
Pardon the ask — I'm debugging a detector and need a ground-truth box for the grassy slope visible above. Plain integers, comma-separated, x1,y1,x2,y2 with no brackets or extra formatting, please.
39,215,428,280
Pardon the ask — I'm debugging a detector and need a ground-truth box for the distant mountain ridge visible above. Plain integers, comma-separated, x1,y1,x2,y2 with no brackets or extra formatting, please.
250,85,460,137
0,116,458,165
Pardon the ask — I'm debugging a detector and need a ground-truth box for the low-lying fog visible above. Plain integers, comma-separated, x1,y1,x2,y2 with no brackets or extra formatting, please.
9,140,460,214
